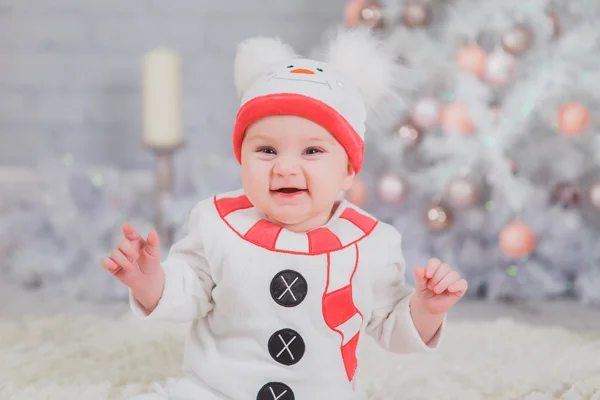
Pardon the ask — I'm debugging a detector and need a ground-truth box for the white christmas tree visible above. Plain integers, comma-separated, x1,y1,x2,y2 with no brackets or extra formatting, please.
0,154,242,302
342,0,600,306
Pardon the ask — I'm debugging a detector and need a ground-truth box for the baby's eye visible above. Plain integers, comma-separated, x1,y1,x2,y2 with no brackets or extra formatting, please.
316,68,323,72
304,147,323,155
258,147,276,154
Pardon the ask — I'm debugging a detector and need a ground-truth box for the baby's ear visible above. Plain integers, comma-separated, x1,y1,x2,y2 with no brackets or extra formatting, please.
234,36,299,98
342,162,357,191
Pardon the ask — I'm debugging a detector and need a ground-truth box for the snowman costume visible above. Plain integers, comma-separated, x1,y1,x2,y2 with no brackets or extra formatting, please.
130,29,445,400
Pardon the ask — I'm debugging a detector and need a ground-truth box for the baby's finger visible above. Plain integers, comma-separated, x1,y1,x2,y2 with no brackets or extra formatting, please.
122,223,145,250
100,256,120,273
413,266,428,290
110,248,136,272
433,271,460,294
414,266,426,281
118,237,139,261
429,263,451,289
425,258,441,279
448,279,469,295
142,230,160,258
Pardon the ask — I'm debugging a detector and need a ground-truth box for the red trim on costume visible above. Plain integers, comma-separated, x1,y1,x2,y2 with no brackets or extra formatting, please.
322,285,359,328
307,227,343,254
244,220,282,250
214,195,253,217
341,334,360,381
322,244,363,383
232,94,364,173
340,208,378,234
214,194,376,255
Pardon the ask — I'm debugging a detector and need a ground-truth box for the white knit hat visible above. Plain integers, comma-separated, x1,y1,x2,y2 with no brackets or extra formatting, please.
232,28,402,173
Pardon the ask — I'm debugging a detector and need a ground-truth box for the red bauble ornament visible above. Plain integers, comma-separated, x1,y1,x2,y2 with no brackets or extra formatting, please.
441,102,474,135
499,221,536,258
558,102,589,136
456,45,488,78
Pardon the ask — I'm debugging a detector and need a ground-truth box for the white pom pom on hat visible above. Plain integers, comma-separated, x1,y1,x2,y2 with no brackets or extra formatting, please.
233,36,299,98
232,27,401,173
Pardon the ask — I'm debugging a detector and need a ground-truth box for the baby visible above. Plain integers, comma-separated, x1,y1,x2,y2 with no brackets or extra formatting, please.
101,29,468,400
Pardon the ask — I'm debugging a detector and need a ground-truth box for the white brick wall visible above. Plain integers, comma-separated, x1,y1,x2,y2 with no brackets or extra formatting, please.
0,0,347,170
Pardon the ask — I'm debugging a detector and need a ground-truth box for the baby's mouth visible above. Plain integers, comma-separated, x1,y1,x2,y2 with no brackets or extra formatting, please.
276,188,304,193
271,187,308,195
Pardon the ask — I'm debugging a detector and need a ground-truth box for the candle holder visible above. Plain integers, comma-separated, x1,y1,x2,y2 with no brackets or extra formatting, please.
145,141,184,249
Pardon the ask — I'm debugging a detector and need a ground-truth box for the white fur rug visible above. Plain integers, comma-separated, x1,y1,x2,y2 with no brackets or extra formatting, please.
1,315,599,400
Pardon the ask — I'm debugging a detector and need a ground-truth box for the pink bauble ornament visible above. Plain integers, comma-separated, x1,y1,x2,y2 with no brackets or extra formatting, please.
502,25,533,56
499,220,536,258
401,1,432,28
441,102,474,135
377,173,408,203
395,120,423,148
456,45,488,78
425,202,453,232
447,176,481,207
484,50,517,88
558,102,589,136
411,97,441,129
344,0,384,28
347,176,368,206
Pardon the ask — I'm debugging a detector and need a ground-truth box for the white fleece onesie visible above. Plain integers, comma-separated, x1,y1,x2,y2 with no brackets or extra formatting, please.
129,189,444,400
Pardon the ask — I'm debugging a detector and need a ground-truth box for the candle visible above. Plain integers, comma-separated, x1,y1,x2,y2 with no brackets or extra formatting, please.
142,47,184,149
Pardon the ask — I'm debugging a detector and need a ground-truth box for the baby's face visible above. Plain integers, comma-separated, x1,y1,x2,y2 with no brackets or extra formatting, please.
240,115,355,232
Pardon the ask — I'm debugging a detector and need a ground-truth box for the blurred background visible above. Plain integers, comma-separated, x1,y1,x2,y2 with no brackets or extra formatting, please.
1,0,600,314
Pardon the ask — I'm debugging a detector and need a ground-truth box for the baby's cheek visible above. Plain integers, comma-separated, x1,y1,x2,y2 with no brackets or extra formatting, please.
241,162,265,187
310,165,344,194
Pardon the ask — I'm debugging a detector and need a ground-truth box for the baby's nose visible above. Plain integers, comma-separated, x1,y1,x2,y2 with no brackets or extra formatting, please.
273,157,299,175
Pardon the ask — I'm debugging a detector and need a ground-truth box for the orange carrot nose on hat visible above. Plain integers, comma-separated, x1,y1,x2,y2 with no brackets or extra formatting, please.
231,28,404,174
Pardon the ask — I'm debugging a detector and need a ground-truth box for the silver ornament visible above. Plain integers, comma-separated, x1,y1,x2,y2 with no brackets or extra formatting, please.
377,173,408,203
447,176,481,207
502,25,533,56
401,1,432,28
484,50,517,88
588,182,600,209
411,97,440,129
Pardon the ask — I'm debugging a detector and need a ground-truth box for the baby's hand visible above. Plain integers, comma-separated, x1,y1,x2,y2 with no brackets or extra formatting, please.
100,223,164,312
413,258,468,315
